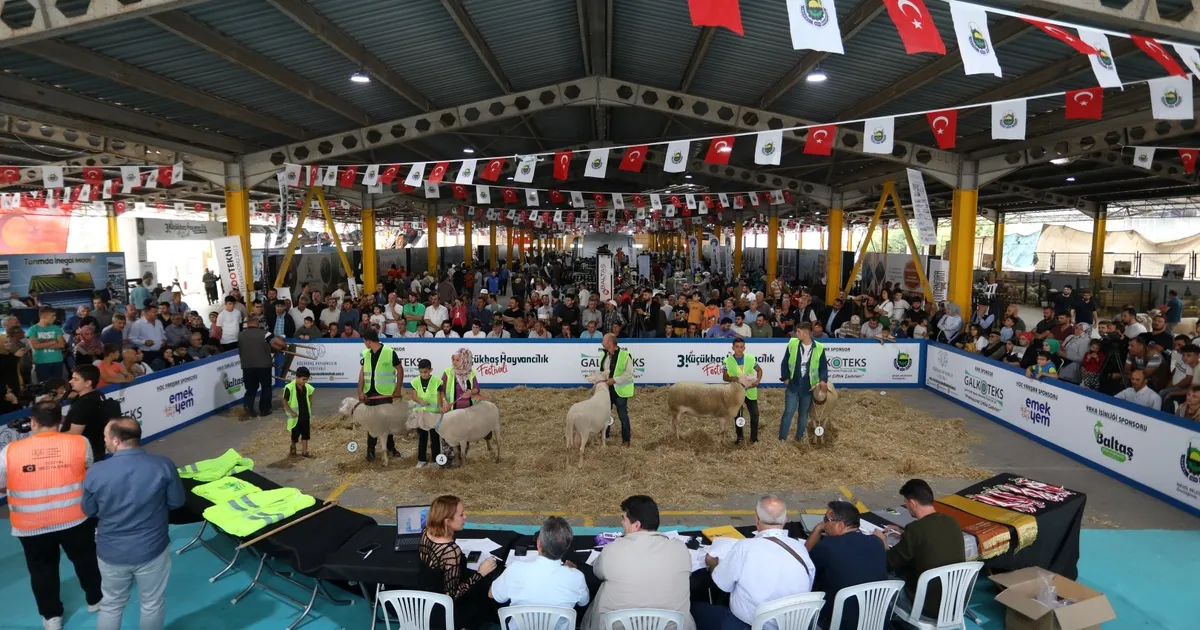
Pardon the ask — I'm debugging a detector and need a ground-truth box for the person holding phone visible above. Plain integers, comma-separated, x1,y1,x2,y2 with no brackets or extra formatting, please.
419,495,498,630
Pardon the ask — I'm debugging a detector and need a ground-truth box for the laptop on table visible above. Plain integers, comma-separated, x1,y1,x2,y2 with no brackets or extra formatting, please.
394,505,429,552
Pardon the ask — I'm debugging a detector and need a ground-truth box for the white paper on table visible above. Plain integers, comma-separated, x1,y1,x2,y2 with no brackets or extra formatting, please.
707,537,738,558
689,548,710,573
506,549,538,565
585,550,601,566
458,538,502,571
857,520,881,536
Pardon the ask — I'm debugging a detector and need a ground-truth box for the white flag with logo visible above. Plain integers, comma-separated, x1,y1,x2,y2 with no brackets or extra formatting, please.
665,205,676,218
78,184,92,202
322,166,338,187
514,155,537,183
283,164,301,187
570,191,584,208
368,183,382,194
424,182,440,198
650,194,663,210
754,130,783,165
553,210,563,224
1077,29,1121,89
1132,147,1156,170
663,140,690,173
120,166,140,193
718,193,729,208
863,116,895,155
525,188,539,206
477,185,491,204
636,207,647,220
456,159,477,184
1149,75,1193,120
362,164,380,186
749,192,761,206
949,1,1002,77
612,194,625,210
507,209,517,221
991,99,1027,140
101,179,113,199
698,201,708,215
171,163,183,185
607,209,617,222
405,163,425,187
584,149,609,179
685,194,697,210
41,166,64,188
1173,44,1200,82
785,0,843,54
905,168,938,246
770,190,786,205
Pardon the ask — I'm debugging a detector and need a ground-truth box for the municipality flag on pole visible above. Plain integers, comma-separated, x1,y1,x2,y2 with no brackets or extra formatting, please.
990,99,1027,140
863,116,895,154
1173,44,1200,82
120,166,140,193
663,140,690,173
362,165,380,186
1149,75,1193,120
754,130,783,165
514,155,537,183
570,191,585,208
650,194,663,210
477,185,491,204
1078,28,1122,89
405,163,425,187
456,159,477,184
1132,147,1156,170
322,166,338,187
424,182,440,198
949,0,1002,77
584,149,609,178
786,0,844,54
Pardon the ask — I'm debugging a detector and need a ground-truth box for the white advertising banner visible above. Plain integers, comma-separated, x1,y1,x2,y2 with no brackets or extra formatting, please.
927,258,949,303
213,235,249,297
905,168,938,247
138,218,226,240
861,252,930,297
287,339,923,388
597,254,614,302
925,344,1200,514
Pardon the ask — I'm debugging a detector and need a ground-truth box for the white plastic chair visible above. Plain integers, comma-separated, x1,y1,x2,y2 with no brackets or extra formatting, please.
750,592,826,630
892,561,984,630
602,608,685,630
499,605,577,630
828,580,905,630
375,590,453,630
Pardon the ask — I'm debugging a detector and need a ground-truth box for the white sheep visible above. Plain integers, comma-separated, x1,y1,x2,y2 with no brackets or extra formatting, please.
806,382,841,445
565,371,611,466
339,397,412,467
406,401,501,466
665,372,759,440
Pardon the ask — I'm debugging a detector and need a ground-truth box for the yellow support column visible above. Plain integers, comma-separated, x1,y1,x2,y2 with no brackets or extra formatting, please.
695,226,704,261
992,213,1005,274
506,225,514,269
361,207,377,291
426,213,438,274
106,206,119,252
766,214,779,289
734,222,743,277
463,219,473,267
489,222,498,271
223,186,253,298
949,189,978,316
1089,206,1107,292
519,229,527,264
826,208,844,304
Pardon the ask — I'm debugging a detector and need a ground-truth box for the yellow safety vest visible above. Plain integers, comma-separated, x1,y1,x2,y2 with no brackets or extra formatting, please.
178,448,254,482
786,338,825,388
410,374,443,412
603,348,635,399
362,346,398,396
283,380,314,431
192,477,262,503
202,488,316,537
724,354,758,401
442,368,477,406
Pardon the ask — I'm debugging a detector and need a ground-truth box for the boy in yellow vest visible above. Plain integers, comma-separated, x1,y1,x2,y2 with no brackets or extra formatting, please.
724,337,763,444
282,366,314,457
408,359,443,468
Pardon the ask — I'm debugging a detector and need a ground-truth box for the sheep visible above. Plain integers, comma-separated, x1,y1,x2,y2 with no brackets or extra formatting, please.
406,401,501,466
665,372,759,440
565,372,611,466
339,397,412,467
805,382,841,446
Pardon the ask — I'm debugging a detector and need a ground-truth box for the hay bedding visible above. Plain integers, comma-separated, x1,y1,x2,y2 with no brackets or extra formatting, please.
240,388,989,514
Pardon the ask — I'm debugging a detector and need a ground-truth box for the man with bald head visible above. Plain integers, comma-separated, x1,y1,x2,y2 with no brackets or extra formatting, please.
83,418,183,630
694,495,814,630
598,333,636,445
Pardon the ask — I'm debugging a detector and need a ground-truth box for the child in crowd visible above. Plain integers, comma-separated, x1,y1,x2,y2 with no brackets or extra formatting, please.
370,305,387,333
1002,340,1023,366
282,366,314,458
1081,340,1105,390
672,310,688,337
1000,316,1016,343
1026,350,1059,380
409,359,443,468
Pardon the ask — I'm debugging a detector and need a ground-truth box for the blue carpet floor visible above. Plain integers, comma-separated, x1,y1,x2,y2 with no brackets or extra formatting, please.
0,524,1195,629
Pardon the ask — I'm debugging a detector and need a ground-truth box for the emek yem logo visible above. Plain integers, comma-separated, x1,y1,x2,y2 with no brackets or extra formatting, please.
163,386,195,417
1021,398,1051,426
1094,421,1133,463
580,352,645,378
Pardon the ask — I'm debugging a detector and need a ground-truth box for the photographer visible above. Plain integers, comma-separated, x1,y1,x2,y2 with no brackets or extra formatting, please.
64,365,112,460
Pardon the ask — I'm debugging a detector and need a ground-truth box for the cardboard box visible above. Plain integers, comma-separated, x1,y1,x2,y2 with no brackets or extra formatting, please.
992,568,1116,630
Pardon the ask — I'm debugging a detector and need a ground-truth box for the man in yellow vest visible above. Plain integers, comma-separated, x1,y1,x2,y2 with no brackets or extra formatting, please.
409,358,443,468
1,401,102,630
282,366,314,458
724,337,763,444
780,322,829,440
357,329,403,462
598,333,635,445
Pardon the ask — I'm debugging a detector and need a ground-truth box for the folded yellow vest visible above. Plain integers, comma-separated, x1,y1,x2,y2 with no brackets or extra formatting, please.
178,448,254,482
192,477,263,503
202,487,316,537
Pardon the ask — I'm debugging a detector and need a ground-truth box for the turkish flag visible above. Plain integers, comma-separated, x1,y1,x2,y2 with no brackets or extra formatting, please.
82,167,103,186
500,188,516,203
193,202,205,212
632,194,645,208
380,164,401,184
702,194,714,208
114,200,126,214
1021,19,1097,55
925,110,957,149
803,125,836,156
593,193,607,207
567,212,576,223
157,165,174,187
705,136,735,164
669,194,682,208
397,183,416,193
481,158,505,182
687,0,743,36
154,201,166,211
553,151,572,180
1132,35,1187,77
0,166,19,184
1181,149,1199,174
550,190,566,204
619,145,648,172
1065,88,1103,120
882,0,945,55
427,161,450,184
452,184,469,199
339,166,357,188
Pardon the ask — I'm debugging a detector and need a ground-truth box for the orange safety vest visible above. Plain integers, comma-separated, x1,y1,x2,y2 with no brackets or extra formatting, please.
6,432,88,535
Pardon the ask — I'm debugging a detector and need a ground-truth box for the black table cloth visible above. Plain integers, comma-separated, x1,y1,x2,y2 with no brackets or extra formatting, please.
319,526,522,585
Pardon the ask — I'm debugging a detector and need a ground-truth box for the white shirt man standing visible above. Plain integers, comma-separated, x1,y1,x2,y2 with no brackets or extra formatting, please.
289,298,314,331
424,295,449,330
490,517,589,627
694,495,814,628
215,297,243,349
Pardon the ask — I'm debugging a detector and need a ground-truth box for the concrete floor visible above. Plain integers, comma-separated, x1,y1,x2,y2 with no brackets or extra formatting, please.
142,387,1200,531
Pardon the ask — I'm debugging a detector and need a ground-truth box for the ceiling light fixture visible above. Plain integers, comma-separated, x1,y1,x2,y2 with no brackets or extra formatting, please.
807,65,828,83
685,174,693,179
1066,176,1076,182
463,147,475,154
1050,158,1070,165
350,69,370,83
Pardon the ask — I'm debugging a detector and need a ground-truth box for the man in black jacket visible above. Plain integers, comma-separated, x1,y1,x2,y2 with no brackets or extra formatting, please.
820,298,852,334
264,300,297,338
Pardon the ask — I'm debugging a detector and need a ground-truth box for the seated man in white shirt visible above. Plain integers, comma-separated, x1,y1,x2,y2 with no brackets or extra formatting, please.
462,320,487,339
490,516,589,628
434,320,460,339
1116,368,1162,410
693,495,814,630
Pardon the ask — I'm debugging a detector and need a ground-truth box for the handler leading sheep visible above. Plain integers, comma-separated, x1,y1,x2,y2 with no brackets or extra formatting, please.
356,329,404,462
724,337,763,444
779,322,830,441
597,333,636,445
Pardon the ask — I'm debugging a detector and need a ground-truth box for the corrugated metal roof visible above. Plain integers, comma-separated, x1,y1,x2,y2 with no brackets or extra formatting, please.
184,0,418,124
306,0,502,108
528,107,593,147
461,0,584,91
612,0,700,89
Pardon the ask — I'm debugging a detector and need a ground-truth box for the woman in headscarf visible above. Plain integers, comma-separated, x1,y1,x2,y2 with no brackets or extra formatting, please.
439,348,481,413
936,302,963,345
